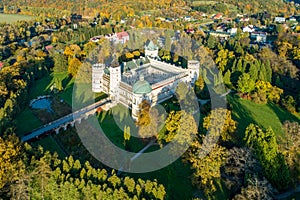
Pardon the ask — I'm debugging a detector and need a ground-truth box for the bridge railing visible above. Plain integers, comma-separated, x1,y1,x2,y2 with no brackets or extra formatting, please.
21,97,111,141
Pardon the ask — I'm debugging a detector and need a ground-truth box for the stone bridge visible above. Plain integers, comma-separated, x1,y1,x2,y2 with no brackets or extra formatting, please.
21,98,111,142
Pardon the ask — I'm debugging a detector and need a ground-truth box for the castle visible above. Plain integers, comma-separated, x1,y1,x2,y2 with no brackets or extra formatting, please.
92,41,200,119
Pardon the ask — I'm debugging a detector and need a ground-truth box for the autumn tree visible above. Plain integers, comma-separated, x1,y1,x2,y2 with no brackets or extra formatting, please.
244,124,290,191
0,135,24,189
53,53,68,73
280,121,300,184
184,141,227,197
68,57,82,77
203,108,237,143
237,73,255,95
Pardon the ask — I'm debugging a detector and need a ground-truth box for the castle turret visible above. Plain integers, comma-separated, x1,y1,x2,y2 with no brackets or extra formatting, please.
109,58,121,103
187,60,200,85
92,63,105,93
131,75,152,120
145,41,159,58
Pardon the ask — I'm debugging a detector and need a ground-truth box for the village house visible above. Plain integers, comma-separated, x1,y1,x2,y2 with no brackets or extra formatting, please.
251,32,267,43
213,13,223,20
227,28,238,36
275,17,286,23
243,25,256,33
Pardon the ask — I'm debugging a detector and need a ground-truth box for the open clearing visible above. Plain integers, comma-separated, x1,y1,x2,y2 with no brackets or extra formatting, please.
0,13,35,23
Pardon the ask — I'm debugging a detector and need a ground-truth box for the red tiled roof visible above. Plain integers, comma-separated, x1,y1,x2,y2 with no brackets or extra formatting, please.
117,31,129,39
214,13,223,19
0,62,3,68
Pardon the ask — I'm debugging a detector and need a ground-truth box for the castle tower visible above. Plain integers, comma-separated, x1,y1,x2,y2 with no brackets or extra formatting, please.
109,58,121,103
187,60,200,85
131,76,152,120
92,63,105,93
145,41,159,58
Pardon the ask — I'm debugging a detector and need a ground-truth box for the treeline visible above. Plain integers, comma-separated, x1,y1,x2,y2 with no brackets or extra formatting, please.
0,135,166,199
204,28,300,112
2,0,187,18
190,0,296,16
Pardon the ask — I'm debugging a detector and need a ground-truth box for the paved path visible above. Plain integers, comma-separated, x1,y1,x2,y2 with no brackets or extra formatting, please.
21,98,111,142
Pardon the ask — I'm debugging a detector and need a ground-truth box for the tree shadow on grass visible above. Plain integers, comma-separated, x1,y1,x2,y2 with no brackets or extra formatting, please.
228,95,255,145
268,103,300,124
62,75,72,88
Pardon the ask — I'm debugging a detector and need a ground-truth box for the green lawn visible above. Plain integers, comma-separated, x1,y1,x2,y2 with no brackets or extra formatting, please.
15,107,42,137
97,103,197,199
33,136,67,159
29,72,69,99
0,13,35,23
125,159,195,200
228,95,300,140
58,78,74,106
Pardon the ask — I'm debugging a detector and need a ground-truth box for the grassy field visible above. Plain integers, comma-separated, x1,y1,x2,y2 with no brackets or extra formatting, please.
29,72,69,99
16,72,73,135
33,136,67,159
15,107,42,136
228,95,300,140
0,13,35,23
192,0,217,6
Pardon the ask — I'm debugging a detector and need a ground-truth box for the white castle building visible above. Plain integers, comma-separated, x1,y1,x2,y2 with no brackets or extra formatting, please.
92,41,200,119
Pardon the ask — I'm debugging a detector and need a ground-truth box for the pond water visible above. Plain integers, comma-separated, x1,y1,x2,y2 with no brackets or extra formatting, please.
31,98,53,112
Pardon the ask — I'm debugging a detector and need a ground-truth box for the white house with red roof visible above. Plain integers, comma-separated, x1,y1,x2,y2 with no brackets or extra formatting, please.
116,31,129,44
213,13,223,20
105,31,129,44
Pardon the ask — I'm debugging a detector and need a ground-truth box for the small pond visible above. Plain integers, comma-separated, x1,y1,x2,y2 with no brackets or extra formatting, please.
31,97,53,113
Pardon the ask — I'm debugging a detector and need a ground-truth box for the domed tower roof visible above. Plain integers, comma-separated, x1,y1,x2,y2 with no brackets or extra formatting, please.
145,40,158,51
132,77,152,94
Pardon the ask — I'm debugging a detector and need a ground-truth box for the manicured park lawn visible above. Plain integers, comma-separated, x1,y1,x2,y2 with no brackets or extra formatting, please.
0,13,35,23
15,107,42,136
228,95,300,140
29,72,69,99
16,72,73,135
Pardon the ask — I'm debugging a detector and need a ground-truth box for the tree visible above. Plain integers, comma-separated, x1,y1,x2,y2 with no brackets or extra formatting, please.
281,95,296,113
248,64,258,82
68,57,82,77
244,124,290,191
194,75,205,95
30,156,53,199
223,70,232,87
233,177,275,200
136,100,161,140
221,147,262,195
184,142,227,197
280,121,300,184
255,81,283,104
0,135,24,189
215,49,234,72
203,108,237,143
207,35,217,49
53,53,68,73
258,63,267,81
237,73,255,95
236,59,243,72
159,110,197,145
123,125,131,147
